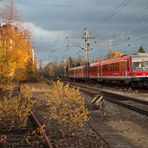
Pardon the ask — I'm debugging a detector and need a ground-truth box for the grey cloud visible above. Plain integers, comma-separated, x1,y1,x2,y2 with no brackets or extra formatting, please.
3,0,148,63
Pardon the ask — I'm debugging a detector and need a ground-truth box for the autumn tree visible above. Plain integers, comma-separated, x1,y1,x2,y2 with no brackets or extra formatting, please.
0,47,14,82
66,56,85,68
43,62,65,78
0,24,35,82
0,2,36,82
138,46,145,53
106,51,123,59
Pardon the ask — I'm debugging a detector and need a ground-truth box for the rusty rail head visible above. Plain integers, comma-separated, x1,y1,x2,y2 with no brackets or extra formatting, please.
31,112,54,148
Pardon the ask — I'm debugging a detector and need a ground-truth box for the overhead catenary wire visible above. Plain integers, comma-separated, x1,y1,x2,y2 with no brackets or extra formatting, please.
64,0,131,53
90,0,132,33
71,0,133,53
88,0,148,55
108,6,148,37
66,38,85,51
11,1,105,8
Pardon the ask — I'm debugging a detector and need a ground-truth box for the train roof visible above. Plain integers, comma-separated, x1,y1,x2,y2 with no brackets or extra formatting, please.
68,53,148,69
90,61,101,67
69,65,84,71
97,55,130,65
130,53,148,62
100,53,148,65
130,53,148,58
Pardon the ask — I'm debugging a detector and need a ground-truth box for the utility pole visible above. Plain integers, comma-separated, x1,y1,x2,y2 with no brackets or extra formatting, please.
65,27,95,81
84,27,91,80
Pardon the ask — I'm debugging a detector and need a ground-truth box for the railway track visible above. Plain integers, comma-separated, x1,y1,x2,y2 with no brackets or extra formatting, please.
0,113,53,148
69,82,148,116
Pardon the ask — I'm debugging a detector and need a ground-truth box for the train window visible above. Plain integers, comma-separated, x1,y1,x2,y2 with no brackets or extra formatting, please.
115,64,117,71
114,64,116,71
112,64,114,71
91,66,97,72
115,63,119,71
113,64,115,71
109,64,111,71
106,65,108,72
103,65,106,72
118,63,119,71
132,61,148,72
104,65,106,71
91,67,94,72
121,61,129,71
122,62,125,70
106,65,108,71
117,63,119,71
108,65,110,71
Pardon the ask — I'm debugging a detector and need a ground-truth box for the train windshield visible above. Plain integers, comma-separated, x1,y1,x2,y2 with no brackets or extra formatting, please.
132,57,148,72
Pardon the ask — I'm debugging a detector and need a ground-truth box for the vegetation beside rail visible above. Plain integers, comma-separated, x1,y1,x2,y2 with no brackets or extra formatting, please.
46,80,89,137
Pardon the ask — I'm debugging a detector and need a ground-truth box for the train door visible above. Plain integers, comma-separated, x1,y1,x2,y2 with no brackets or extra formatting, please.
98,64,100,76
121,61,128,76
74,69,76,79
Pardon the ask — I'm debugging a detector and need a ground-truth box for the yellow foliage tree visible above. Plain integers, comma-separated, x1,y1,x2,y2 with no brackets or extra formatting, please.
0,48,15,82
0,2,37,82
0,24,34,82
46,80,89,137
107,51,123,59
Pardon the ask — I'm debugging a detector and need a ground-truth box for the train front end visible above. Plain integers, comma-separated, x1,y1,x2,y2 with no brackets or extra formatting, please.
131,53,148,87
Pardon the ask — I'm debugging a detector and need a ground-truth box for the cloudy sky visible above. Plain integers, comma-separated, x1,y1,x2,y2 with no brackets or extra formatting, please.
1,0,148,65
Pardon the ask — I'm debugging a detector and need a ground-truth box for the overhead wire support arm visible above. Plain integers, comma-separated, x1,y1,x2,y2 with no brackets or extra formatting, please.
65,27,96,81
67,38,85,51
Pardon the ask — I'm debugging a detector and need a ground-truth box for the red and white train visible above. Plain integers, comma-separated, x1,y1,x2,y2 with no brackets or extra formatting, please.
68,53,148,87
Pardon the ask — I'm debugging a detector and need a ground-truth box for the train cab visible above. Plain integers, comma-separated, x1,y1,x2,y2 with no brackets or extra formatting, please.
131,53,148,87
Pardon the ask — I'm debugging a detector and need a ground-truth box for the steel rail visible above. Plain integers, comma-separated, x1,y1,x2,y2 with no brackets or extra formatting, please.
70,82,148,105
70,83,148,116
30,112,54,148
0,113,53,148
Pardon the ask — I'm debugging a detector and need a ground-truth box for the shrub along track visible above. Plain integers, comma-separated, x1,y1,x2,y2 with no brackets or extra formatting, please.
0,84,53,148
44,79,109,147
